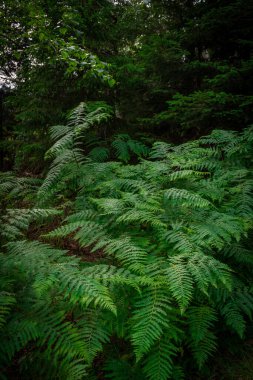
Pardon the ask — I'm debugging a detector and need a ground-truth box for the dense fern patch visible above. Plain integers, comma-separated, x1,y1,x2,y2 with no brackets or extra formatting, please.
1,104,253,379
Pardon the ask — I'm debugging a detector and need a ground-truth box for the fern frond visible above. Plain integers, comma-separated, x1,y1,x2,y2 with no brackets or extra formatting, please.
130,288,172,361
0,172,41,200
187,306,217,368
190,330,217,369
166,256,193,312
168,169,208,181
164,188,211,208
187,306,217,341
220,301,246,338
76,310,110,363
187,252,232,292
88,146,110,162
112,134,149,162
112,137,130,162
1,208,62,241
57,267,117,314
0,292,16,328
143,337,178,380
46,131,74,159
150,142,173,159
102,236,148,273
84,264,139,290
116,208,165,228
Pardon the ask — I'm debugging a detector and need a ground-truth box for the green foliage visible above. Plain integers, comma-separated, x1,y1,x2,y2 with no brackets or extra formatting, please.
143,337,179,380
155,91,246,135
186,306,218,368
0,239,127,379
1,0,253,377
38,101,112,202
0,172,41,202
1,208,62,241
1,101,253,378
112,134,150,162
2,0,253,174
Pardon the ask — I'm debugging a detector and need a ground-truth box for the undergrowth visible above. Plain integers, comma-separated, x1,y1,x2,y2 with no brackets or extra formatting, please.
0,103,253,379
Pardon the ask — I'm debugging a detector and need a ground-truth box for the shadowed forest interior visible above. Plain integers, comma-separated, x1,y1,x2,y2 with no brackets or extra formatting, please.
1,1,253,379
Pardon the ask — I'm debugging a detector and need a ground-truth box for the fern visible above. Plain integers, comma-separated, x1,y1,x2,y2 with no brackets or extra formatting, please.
220,301,246,338
112,134,149,162
76,310,110,363
1,113,253,379
166,256,194,312
0,240,119,378
130,288,172,361
0,172,41,202
1,208,62,241
164,188,211,208
38,102,112,203
187,306,218,369
143,337,178,380
0,291,16,328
